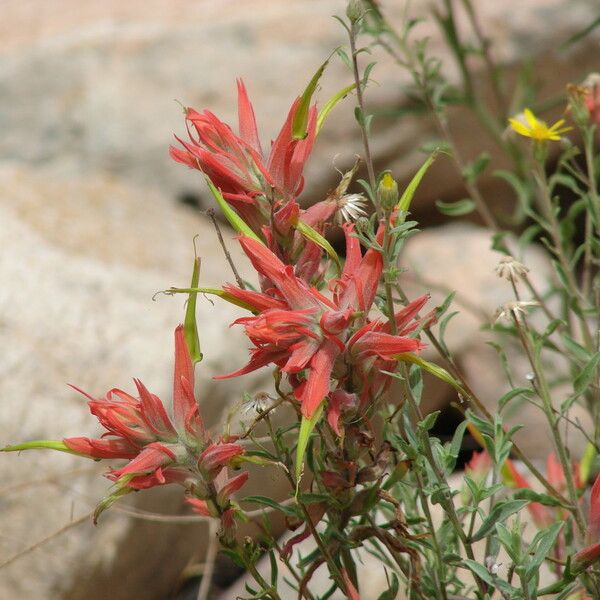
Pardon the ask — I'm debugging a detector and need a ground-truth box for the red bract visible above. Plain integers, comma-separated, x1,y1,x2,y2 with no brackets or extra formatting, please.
216,228,429,421
585,82,600,125
63,326,243,496
170,80,317,232
574,472,600,571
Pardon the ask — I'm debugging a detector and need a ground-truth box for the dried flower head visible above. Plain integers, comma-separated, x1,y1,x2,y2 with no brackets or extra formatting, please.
494,300,539,324
495,256,529,281
334,193,368,224
242,392,277,415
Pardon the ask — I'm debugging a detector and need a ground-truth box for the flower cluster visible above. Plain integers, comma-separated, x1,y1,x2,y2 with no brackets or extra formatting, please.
65,325,247,529
215,227,431,430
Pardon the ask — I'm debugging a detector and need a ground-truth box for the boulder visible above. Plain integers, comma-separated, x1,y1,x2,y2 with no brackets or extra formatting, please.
0,1,597,218
0,164,271,600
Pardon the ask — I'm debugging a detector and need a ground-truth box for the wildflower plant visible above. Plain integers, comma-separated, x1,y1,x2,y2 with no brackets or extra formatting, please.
3,1,600,599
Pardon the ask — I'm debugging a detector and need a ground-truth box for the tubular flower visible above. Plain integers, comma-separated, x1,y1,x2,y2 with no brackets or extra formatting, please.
170,80,317,232
216,227,429,420
62,326,246,517
583,74,600,125
508,108,572,142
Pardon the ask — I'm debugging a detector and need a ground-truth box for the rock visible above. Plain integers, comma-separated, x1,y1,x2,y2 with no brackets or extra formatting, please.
399,222,591,459
0,164,273,600
0,1,597,218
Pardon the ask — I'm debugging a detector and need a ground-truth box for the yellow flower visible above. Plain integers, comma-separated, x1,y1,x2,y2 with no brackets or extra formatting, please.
508,108,572,141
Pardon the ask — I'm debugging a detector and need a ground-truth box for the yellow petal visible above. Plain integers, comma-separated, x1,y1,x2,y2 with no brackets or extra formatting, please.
509,119,532,137
524,108,538,128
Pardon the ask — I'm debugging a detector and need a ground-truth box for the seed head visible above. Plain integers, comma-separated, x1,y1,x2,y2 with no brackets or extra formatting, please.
495,256,529,282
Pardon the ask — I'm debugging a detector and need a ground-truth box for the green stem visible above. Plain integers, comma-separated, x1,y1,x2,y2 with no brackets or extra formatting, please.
511,311,586,536
534,161,594,349
348,19,379,215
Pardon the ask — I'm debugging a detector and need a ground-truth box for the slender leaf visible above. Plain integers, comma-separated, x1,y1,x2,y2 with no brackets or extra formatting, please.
395,353,467,395
471,499,528,541
205,178,263,243
525,522,563,580
295,220,342,274
183,257,202,363
295,403,324,489
243,495,300,518
397,152,437,213
317,83,357,135
293,50,338,139
1,439,92,457
435,198,476,216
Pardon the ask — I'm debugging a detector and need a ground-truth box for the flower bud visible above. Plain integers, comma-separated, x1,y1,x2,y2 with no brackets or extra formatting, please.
583,73,600,126
567,84,591,128
378,172,399,212
346,0,365,23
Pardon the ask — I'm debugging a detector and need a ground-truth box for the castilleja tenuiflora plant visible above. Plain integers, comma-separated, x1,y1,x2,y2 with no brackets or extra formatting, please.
3,1,600,598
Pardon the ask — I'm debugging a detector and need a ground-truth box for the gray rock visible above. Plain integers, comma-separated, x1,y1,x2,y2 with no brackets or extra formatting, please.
0,164,271,600
0,0,597,214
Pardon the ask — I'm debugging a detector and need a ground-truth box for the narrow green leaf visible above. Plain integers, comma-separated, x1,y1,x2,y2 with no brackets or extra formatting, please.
295,402,324,488
525,522,563,580
184,257,202,364
395,353,467,396
579,442,596,485
574,352,600,395
462,559,495,587
397,152,437,213
512,489,565,508
497,387,533,411
295,220,342,275
561,334,592,363
269,550,278,587
446,420,469,471
560,15,600,49
435,198,476,216
471,499,528,541
317,83,357,135
293,50,338,140
1,439,92,458
205,178,263,243
418,410,440,432
94,486,134,523
463,152,490,185
243,495,300,518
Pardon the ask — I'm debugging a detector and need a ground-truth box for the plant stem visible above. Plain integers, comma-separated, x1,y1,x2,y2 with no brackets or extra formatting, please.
511,311,586,536
400,364,487,596
348,19,379,215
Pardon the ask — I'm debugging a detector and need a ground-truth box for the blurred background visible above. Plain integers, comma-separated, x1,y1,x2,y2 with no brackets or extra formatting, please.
1,1,598,598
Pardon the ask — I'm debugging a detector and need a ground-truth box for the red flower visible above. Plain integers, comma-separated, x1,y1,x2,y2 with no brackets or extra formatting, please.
584,78,600,125
63,326,239,493
198,442,245,478
170,80,317,232
216,228,429,420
